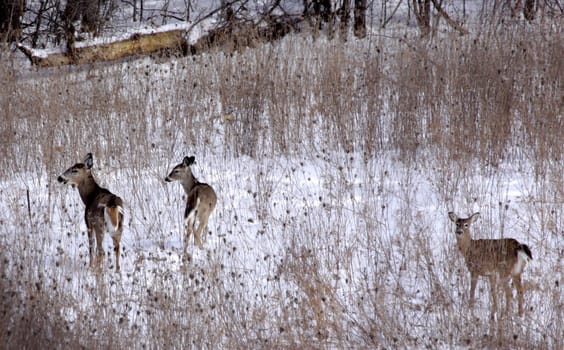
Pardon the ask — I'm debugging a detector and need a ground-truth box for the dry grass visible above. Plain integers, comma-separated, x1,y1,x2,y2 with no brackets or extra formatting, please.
0,22,562,349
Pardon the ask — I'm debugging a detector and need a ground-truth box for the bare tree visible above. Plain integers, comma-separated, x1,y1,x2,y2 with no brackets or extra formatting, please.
63,0,102,34
128,0,144,22
185,0,191,20
430,0,468,35
303,0,332,31
314,0,332,23
354,0,367,38
523,0,535,20
412,0,431,37
0,0,25,42
339,0,351,34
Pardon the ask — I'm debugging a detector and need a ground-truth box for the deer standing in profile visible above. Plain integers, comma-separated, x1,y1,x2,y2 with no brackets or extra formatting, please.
165,156,217,251
58,153,124,271
448,212,532,317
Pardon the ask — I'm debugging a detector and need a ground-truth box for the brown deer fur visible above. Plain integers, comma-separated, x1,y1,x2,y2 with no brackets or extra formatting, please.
165,156,217,251
58,153,124,271
448,212,532,316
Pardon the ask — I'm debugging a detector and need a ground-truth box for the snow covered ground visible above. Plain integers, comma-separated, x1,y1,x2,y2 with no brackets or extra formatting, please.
1,143,561,347
1,17,562,348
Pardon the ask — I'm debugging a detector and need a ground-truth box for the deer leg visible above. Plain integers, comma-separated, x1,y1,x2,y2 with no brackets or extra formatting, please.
193,224,204,249
200,221,210,243
194,212,211,249
513,274,524,316
469,273,478,309
184,199,200,251
184,216,195,252
489,274,498,318
87,227,96,268
502,277,513,315
112,228,122,272
95,229,104,269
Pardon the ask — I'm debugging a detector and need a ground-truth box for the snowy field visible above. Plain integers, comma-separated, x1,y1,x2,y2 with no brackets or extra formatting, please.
1,17,563,349
2,144,562,348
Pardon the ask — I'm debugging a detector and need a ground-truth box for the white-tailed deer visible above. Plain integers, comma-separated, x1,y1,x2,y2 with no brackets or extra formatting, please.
165,156,217,251
58,153,124,271
448,212,532,316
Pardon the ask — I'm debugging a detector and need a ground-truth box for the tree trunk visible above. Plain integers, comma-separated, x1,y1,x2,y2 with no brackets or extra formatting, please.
354,0,367,38
63,0,103,35
523,0,535,20
412,0,431,37
340,0,351,33
0,0,25,42
313,0,332,23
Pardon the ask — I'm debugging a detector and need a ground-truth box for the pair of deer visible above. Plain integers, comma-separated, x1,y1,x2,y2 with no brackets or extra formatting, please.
57,153,216,272
58,154,533,317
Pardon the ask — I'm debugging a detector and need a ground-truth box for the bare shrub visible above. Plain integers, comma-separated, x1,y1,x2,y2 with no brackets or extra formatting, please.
0,21,562,349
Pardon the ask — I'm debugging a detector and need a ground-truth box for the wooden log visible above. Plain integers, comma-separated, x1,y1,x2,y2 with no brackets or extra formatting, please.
18,28,187,68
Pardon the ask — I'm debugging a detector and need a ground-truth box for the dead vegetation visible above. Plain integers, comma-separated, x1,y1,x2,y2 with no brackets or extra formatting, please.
0,21,562,349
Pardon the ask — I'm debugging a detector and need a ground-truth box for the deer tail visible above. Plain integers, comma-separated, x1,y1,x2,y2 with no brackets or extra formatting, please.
517,244,532,260
185,197,200,224
101,202,123,232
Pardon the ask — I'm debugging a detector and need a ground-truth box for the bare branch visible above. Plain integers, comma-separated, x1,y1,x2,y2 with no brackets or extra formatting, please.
430,0,469,35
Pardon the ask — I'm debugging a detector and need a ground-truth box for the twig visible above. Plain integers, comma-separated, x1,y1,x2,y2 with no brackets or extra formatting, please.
26,188,33,227
431,0,469,35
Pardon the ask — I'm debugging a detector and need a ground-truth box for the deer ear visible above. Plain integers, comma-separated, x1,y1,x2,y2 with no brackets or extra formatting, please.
470,212,480,222
448,212,458,222
84,153,93,169
183,156,195,166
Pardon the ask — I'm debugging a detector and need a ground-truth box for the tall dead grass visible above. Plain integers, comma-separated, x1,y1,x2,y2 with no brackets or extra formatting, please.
0,21,562,349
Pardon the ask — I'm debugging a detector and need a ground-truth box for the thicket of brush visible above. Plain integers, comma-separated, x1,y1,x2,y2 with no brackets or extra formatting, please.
0,21,562,349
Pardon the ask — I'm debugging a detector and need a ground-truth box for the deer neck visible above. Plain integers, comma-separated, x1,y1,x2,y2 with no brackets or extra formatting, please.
456,231,473,257
180,172,198,195
77,173,102,206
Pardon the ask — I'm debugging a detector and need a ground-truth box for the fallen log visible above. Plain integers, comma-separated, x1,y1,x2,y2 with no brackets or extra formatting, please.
187,15,300,55
18,27,188,68
18,14,300,68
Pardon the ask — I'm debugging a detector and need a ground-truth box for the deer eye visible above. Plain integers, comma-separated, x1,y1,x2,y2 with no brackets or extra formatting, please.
71,169,78,174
